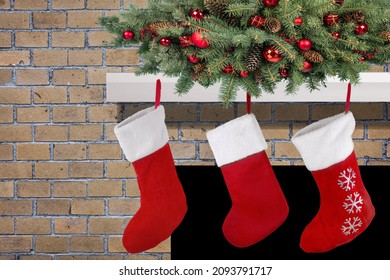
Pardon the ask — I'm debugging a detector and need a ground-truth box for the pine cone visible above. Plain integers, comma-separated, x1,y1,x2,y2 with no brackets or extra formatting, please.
380,31,390,42
342,11,365,23
194,62,206,73
149,22,174,32
204,0,241,26
303,50,324,63
254,71,264,83
264,17,281,33
245,45,262,72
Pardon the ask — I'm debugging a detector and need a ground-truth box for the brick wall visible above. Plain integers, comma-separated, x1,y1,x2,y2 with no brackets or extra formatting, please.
0,0,389,260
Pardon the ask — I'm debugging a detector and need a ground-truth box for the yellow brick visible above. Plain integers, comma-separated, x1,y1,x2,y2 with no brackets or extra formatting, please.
89,180,123,197
88,105,120,122
15,31,48,47
354,141,383,158
107,236,126,253
36,236,69,253
0,68,12,83
17,181,51,198
199,143,214,160
54,143,87,160
54,218,87,234
274,142,302,158
52,0,84,9
0,0,10,9
70,236,104,252
0,12,30,29
167,124,179,140
16,144,50,160
33,50,68,67
53,181,87,197
261,123,291,140
14,0,48,10
53,106,86,123
124,0,147,8
17,107,50,123
124,254,160,260
87,255,123,260
200,105,235,122
35,125,69,141
16,218,51,234
71,199,104,215
0,237,32,253
69,86,104,103
350,103,384,120
37,199,71,215
70,162,104,178
0,162,32,179
0,144,13,160
108,199,140,215
52,31,85,47
146,238,170,253
311,104,345,121
369,65,385,72
87,0,120,9
16,69,49,85
33,12,66,28
171,142,196,159
87,67,121,85
68,11,102,28
69,124,103,141
88,30,115,47
353,123,364,139
181,124,213,141
0,106,13,123
34,87,68,104
123,104,148,118
367,123,390,139
0,200,32,215
0,88,31,104
106,49,139,66
55,255,88,260
0,181,14,198
0,50,30,66
105,124,117,141
19,255,53,260
88,143,122,159
275,104,309,121
53,69,86,86
89,217,123,234
106,162,136,178
68,50,103,66
0,218,14,234
0,32,11,48
165,105,198,122
126,180,140,196
35,162,68,179
0,126,32,142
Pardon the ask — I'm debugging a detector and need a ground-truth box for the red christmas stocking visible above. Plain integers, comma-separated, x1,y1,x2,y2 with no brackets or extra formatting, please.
207,113,289,248
292,111,375,253
114,83,187,253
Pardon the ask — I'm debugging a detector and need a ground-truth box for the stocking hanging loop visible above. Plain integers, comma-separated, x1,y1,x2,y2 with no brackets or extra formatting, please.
345,83,352,114
246,93,251,114
155,79,161,109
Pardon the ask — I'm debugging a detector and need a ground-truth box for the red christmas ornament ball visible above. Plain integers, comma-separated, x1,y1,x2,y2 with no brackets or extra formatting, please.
334,0,344,4
189,8,204,21
302,61,313,72
359,56,366,62
262,46,284,63
159,37,171,46
248,15,265,28
323,14,339,25
280,69,289,77
187,55,200,63
239,70,249,77
262,0,279,7
297,39,312,51
222,65,234,74
191,30,211,48
122,30,135,40
332,31,341,39
294,17,303,25
355,23,369,35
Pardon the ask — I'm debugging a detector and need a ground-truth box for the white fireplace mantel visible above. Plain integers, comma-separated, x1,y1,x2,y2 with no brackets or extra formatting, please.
106,72,390,103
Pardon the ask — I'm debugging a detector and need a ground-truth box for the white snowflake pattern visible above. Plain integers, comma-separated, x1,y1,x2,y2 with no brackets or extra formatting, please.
338,167,356,191
343,192,363,214
341,217,363,235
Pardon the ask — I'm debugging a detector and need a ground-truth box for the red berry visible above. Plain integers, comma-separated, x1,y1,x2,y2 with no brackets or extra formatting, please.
294,17,303,25
280,69,289,77
159,37,171,46
239,70,249,77
189,9,204,21
122,30,135,40
187,55,200,63
332,32,341,39
355,23,369,35
302,61,313,72
262,0,279,7
222,65,234,74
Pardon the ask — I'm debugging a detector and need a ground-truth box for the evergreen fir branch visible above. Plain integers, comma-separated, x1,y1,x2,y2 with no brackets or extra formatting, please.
268,37,296,61
240,76,261,97
175,72,196,95
226,3,259,17
220,74,239,107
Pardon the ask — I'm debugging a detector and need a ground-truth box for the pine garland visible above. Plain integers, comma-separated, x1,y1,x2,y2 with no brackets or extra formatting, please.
99,0,390,107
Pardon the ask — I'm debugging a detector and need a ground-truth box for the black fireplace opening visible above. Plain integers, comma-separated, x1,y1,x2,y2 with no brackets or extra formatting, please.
172,166,389,260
